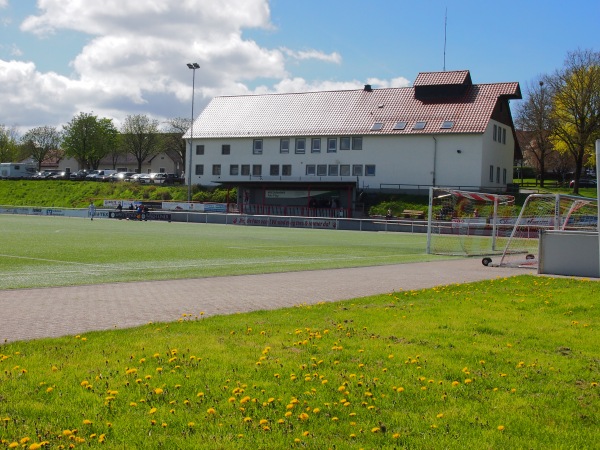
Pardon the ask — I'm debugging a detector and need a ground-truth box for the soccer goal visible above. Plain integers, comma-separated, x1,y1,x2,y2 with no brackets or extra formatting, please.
426,188,518,257
490,193,598,268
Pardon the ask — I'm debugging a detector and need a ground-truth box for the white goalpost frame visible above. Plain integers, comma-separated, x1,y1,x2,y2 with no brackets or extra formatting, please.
426,187,516,256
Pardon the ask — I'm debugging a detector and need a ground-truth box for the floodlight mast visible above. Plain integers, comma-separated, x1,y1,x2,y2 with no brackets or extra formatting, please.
186,62,200,203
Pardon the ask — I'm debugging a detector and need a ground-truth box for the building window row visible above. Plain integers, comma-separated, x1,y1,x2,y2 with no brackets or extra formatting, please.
489,165,508,184
306,164,375,177
194,164,375,178
493,124,507,144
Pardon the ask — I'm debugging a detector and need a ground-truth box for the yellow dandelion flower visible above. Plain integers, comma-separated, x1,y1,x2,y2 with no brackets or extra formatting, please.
46,387,53,393
188,422,195,427
130,402,137,407
498,425,505,431
396,387,405,393
436,413,444,418
464,379,472,384
259,419,269,425
207,408,216,415
371,427,380,433
161,422,167,428
154,388,164,395
285,411,292,417
243,417,252,423
83,420,93,425
149,407,157,415
451,381,460,387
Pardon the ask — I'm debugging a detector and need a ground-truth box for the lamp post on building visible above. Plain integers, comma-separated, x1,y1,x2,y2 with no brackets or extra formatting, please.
186,62,200,203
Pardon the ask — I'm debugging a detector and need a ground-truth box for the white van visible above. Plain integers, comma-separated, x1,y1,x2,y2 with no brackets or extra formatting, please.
85,169,117,181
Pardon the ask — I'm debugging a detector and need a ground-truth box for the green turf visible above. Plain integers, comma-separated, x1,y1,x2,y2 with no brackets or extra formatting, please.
0,215,452,289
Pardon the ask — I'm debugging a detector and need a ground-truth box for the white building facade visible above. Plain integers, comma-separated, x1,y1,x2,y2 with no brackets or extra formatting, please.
185,70,521,217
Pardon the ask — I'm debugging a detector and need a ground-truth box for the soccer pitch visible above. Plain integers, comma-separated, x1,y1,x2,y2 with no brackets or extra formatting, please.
0,215,452,289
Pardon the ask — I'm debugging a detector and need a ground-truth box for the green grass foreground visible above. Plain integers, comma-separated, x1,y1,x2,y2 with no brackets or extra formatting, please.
0,215,447,290
0,276,598,449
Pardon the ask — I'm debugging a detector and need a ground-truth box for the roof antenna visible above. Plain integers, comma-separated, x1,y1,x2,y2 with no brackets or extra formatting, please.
443,8,447,71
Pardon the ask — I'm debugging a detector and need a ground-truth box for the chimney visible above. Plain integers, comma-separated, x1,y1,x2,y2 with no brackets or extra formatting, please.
364,84,372,92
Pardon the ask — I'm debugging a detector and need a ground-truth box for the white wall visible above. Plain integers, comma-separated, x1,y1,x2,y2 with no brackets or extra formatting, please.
188,133,492,190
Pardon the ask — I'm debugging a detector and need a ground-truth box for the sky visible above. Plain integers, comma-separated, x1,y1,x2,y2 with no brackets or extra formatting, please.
0,0,599,135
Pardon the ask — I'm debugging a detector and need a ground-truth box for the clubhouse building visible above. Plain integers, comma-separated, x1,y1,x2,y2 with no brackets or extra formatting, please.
184,70,522,218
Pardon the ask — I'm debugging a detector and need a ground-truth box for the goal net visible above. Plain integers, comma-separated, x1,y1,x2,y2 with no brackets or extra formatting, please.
426,188,517,256
494,193,598,268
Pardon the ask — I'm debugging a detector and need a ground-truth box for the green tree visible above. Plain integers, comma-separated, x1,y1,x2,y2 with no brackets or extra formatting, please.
21,126,63,171
547,49,600,193
0,124,22,162
120,114,161,173
62,112,118,169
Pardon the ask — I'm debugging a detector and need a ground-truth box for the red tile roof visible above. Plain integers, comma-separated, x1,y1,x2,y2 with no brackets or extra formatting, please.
189,71,521,138
414,70,471,87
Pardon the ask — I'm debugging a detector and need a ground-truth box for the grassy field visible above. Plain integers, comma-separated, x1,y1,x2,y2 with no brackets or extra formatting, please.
0,215,447,290
0,276,598,449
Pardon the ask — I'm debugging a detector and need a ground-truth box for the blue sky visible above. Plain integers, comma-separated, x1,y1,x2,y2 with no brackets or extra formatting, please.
0,0,598,133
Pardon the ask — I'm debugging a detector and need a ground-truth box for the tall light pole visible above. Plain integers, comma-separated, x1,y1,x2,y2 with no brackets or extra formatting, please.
186,62,200,203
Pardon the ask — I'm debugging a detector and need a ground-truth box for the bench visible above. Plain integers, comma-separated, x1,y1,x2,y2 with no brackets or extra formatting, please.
402,209,425,219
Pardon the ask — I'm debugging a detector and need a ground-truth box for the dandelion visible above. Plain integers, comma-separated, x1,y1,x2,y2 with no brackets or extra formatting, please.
207,408,216,415
188,422,195,427
149,407,157,415
452,381,460,387
243,417,252,423
498,425,505,431
83,420,93,425
154,388,164,395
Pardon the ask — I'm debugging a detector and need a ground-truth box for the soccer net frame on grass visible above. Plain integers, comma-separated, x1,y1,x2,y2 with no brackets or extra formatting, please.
426,188,517,257
427,188,598,268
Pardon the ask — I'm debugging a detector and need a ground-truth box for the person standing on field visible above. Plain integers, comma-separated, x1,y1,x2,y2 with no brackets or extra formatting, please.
88,201,96,221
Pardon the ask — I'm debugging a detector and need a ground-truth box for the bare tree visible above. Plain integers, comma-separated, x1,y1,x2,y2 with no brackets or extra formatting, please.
21,126,63,170
515,79,554,187
120,114,162,173
546,49,600,193
162,117,190,175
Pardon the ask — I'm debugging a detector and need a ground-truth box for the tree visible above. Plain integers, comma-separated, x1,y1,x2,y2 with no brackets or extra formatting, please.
515,79,554,187
62,112,118,169
0,125,22,162
546,49,600,193
162,117,190,175
21,126,62,170
120,114,162,173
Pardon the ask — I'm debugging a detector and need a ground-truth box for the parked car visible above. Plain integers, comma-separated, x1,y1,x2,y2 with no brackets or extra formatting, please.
109,172,136,182
70,169,89,180
151,173,184,184
136,173,152,184
569,178,597,188
85,170,117,181
33,170,60,179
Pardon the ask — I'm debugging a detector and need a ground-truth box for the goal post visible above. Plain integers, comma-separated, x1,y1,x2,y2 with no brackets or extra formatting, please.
496,193,598,268
426,188,517,256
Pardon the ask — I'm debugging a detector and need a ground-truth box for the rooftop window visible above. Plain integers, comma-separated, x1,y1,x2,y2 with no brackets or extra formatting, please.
413,121,427,130
371,122,384,131
393,121,407,130
441,120,455,129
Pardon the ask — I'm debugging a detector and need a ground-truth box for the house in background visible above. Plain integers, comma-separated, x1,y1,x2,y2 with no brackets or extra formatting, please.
55,151,182,175
185,70,522,217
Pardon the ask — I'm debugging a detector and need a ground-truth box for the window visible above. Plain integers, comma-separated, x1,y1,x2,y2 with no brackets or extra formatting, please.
502,128,507,144
489,165,494,182
230,165,239,176
306,164,316,176
493,124,497,142
241,164,250,176
503,168,507,184
221,144,230,155
317,164,327,176
311,138,321,153
327,138,337,153
393,121,407,130
195,144,204,155
496,167,500,183
295,138,306,154
252,165,262,176
413,121,426,130
352,165,363,176
253,139,263,155
371,122,384,131
340,164,351,176
340,137,351,150
212,164,221,176
282,165,292,176
365,164,376,176
352,137,363,150
441,121,454,129
270,164,279,176
195,164,204,175
328,165,339,176
280,138,290,154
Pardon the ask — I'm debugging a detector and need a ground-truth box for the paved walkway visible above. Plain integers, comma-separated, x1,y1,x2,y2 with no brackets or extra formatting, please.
0,259,531,343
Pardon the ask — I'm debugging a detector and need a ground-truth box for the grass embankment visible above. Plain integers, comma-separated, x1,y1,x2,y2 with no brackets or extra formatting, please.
0,276,598,449
0,180,231,208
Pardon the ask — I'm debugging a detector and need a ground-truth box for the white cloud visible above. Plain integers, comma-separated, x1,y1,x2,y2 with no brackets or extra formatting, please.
0,0,8,9
1,0,408,133
280,48,342,64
